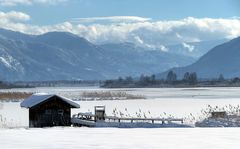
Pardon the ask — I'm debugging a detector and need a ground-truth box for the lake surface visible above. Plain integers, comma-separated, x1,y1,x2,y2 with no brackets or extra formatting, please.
1,87,240,127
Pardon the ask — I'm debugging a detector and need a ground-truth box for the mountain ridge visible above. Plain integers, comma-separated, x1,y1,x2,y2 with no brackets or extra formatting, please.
0,28,195,81
156,36,240,80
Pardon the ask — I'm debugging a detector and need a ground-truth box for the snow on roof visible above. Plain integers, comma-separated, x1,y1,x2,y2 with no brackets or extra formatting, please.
20,93,80,108
78,112,95,117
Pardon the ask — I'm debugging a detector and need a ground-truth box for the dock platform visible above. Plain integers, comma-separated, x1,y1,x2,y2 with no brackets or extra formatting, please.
71,112,185,128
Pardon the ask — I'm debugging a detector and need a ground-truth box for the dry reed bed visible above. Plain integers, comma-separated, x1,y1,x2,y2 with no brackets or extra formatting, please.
0,92,33,101
81,91,146,100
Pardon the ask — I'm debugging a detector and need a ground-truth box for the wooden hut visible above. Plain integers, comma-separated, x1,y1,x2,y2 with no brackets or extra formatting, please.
21,93,80,127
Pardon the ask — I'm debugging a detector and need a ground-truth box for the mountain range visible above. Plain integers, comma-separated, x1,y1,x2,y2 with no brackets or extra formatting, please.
0,28,234,82
0,28,197,81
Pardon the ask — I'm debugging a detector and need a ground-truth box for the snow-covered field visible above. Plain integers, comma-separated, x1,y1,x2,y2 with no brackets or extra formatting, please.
1,87,240,148
1,127,240,149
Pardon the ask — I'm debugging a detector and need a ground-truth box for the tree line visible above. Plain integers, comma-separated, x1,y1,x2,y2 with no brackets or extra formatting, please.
101,71,240,88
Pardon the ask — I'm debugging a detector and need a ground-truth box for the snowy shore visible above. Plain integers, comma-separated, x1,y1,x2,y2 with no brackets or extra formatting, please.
1,127,240,149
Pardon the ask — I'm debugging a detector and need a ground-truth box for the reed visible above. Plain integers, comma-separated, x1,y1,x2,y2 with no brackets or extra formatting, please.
0,92,33,101
81,91,145,100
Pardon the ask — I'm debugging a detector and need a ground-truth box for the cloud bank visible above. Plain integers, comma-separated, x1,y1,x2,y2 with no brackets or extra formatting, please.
0,0,67,6
71,16,152,23
1,11,240,50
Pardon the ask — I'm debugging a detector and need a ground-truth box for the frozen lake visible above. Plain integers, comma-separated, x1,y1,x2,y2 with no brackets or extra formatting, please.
1,87,240,127
3,86,240,99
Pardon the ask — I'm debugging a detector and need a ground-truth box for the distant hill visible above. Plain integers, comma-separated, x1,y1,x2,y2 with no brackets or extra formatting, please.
156,37,240,79
100,42,195,75
0,28,195,81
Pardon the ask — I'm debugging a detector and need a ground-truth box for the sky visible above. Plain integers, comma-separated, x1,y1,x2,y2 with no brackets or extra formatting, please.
0,0,240,49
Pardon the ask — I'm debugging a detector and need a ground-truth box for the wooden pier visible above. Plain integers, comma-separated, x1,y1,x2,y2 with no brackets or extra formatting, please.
71,112,184,127
71,106,186,128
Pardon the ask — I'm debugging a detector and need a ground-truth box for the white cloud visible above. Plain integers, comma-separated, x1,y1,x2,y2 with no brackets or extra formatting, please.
71,16,152,23
0,11,30,30
1,12,240,50
159,45,169,52
0,0,67,6
0,11,31,33
0,11,30,21
35,0,67,4
69,17,240,46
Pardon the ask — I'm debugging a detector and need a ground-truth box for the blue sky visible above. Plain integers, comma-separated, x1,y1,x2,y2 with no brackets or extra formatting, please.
0,0,240,49
0,0,239,25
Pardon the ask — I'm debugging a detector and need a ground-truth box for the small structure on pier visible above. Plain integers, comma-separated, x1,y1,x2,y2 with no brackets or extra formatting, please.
21,93,80,128
94,106,106,121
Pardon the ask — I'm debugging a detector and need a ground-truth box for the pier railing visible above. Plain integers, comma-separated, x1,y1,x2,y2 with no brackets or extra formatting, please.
72,113,183,125
105,116,183,124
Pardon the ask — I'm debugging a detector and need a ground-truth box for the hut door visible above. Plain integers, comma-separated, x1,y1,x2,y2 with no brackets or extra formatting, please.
52,109,65,126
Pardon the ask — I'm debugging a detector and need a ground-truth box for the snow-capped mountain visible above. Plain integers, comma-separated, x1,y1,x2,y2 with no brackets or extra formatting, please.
157,36,240,79
0,28,195,81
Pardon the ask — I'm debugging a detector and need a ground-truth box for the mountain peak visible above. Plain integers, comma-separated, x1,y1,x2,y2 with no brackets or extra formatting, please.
157,36,240,79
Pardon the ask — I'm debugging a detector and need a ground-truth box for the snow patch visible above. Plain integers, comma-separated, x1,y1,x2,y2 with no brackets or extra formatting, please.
182,42,195,52
0,52,24,73
0,57,12,68
159,45,169,52
85,68,93,71
34,92,49,96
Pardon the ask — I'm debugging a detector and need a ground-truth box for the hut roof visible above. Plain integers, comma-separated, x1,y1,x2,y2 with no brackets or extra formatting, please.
20,93,80,108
